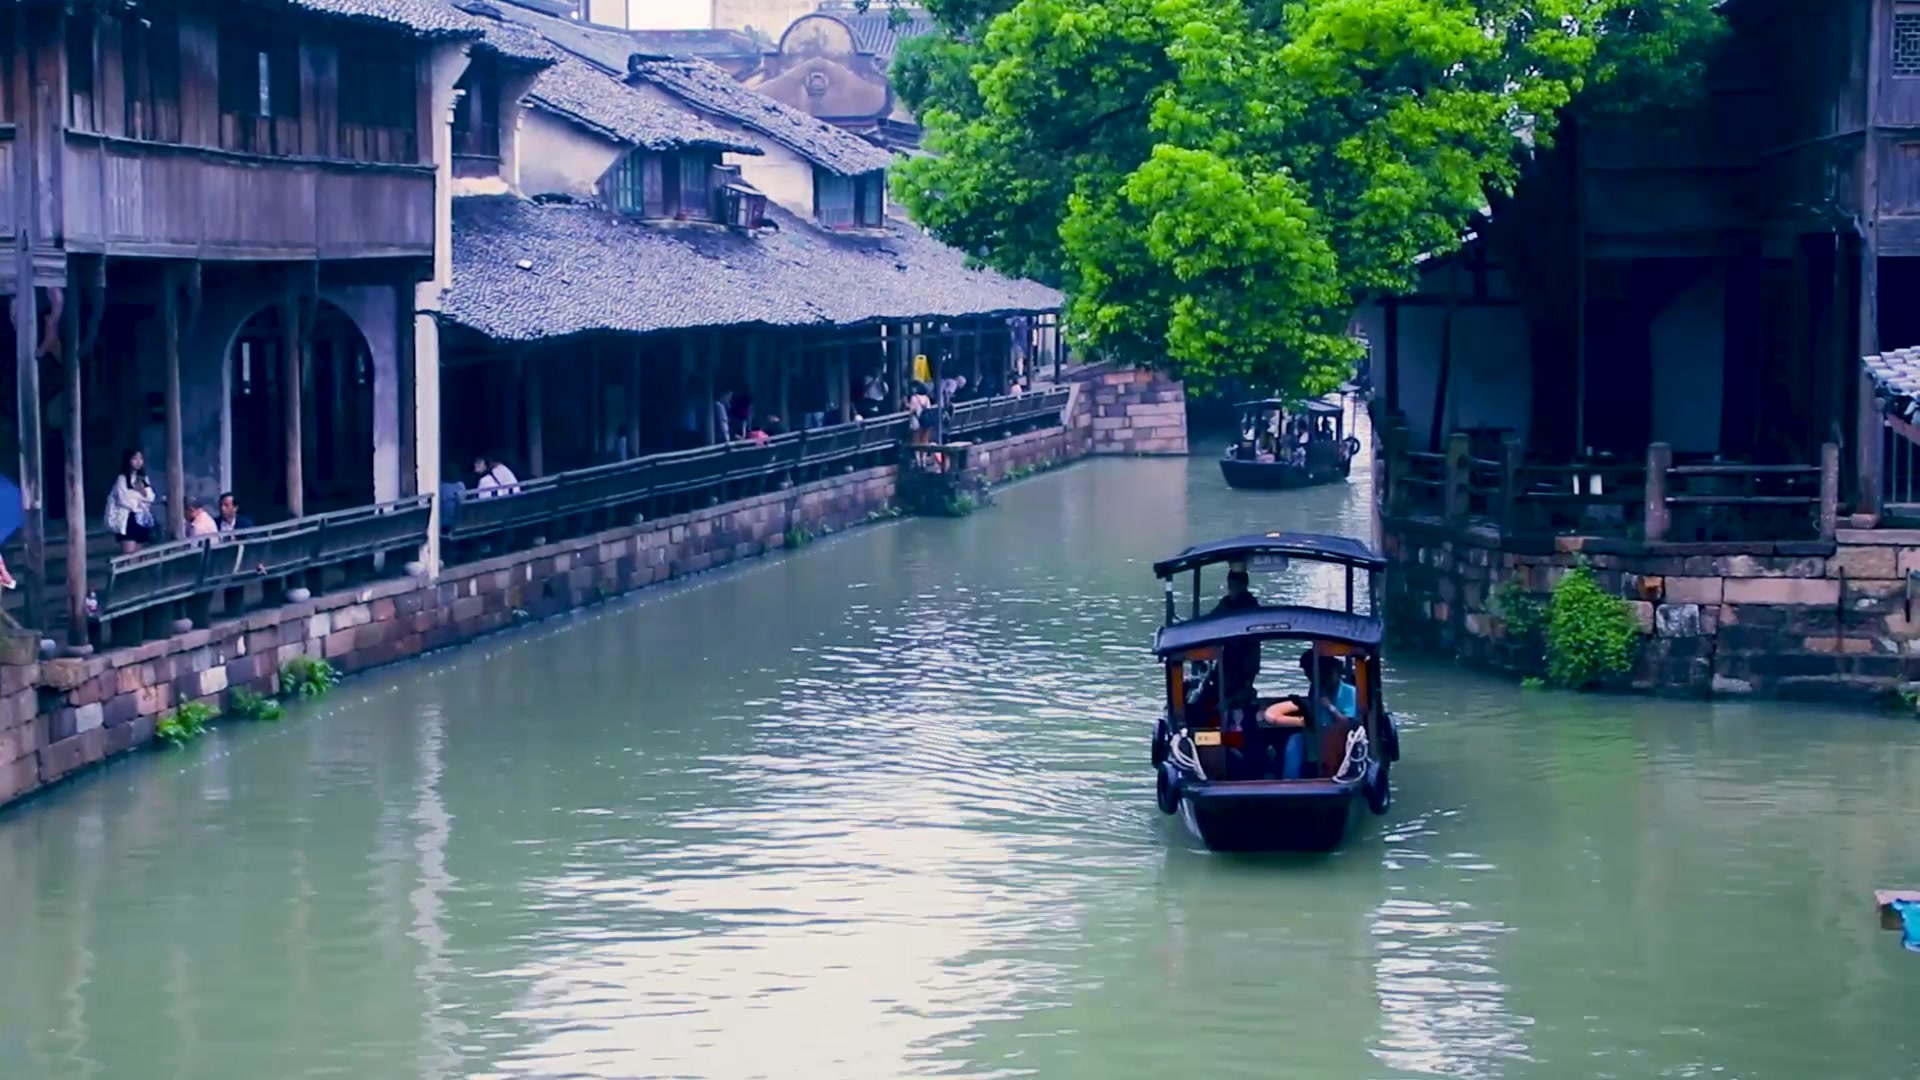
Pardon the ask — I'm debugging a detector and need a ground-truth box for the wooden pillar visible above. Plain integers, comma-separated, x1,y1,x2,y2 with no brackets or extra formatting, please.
281,277,305,518
395,281,416,495
1858,367,1884,519
627,341,644,458
62,268,87,650
888,323,903,411
702,334,717,443
1644,442,1672,543
1820,441,1841,540
1498,436,1524,537
779,343,792,424
163,268,185,536
525,353,544,477
838,340,853,424
13,0,45,631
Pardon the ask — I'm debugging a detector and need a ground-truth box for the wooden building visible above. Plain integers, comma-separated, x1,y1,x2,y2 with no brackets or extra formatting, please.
1366,0,1920,522
438,2,1059,476
0,0,549,643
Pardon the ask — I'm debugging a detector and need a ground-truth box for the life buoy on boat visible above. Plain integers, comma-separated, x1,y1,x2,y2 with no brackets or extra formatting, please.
1342,436,1362,458
1156,763,1181,815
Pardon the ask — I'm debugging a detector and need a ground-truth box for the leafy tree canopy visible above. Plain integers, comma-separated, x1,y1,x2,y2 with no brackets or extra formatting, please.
891,0,1725,396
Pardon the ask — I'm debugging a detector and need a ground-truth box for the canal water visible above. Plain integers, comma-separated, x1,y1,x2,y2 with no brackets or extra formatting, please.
3,436,1919,1080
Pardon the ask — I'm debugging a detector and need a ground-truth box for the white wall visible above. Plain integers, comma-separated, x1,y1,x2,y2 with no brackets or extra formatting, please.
1354,299,1532,450
1648,266,1726,453
520,109,625,199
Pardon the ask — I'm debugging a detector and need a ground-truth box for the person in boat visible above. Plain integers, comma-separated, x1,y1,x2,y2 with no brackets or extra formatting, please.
1264,650,1357,779
1212,567,1264,709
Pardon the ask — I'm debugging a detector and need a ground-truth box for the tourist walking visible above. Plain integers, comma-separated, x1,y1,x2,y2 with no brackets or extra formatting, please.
105,449,156,553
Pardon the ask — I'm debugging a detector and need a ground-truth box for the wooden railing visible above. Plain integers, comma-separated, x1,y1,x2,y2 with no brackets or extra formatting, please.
444,389,1072,560
1385,426,1839,544
94,495,434,647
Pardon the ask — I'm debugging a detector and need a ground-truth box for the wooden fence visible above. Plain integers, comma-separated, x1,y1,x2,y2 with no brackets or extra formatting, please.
1384,425,1839,544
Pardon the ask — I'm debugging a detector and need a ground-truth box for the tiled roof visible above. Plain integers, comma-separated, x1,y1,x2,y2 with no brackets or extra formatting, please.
1866,347,1920,420
528,53,761,153
288,0,481,36
452,3,563,64
624,29,766,61
627,57,894,176
444,195,1062,342
836,9,936,61
479,0,894,176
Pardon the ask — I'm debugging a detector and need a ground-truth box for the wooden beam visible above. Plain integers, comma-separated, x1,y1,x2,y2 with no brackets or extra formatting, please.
164,267,185,536
61,267,86,651
704,332,719,443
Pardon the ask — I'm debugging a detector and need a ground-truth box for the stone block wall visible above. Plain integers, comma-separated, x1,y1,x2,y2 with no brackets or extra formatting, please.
1073,366,1188,455
0,424,1101,811
1385,517,1920,704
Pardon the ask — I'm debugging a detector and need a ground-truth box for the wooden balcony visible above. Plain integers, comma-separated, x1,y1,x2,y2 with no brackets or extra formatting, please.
57,133,435,261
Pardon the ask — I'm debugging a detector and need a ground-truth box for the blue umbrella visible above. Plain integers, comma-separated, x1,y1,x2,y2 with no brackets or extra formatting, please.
0,474,20,546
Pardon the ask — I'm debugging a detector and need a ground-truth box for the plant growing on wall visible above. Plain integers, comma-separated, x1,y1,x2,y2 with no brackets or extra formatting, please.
280,655,338,700
1491,576,1548,669
1544,563,1638,690
156,702,217,748
229,687,284,722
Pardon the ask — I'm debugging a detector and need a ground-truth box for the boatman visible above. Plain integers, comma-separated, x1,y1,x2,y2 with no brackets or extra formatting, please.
1213,565,1263,708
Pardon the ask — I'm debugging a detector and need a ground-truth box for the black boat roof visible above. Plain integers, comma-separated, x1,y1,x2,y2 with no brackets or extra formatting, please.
1153,605,1384,655
1233,398,1342,416
1153,532,1386,578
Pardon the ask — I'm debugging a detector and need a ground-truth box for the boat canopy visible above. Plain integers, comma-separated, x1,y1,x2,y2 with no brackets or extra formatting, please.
1152,606,1384,656
1233,398,1342,416
1153,532,1386,579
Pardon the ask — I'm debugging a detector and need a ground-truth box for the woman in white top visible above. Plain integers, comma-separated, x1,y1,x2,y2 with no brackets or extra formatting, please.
473,455,520,498
105,449,157,553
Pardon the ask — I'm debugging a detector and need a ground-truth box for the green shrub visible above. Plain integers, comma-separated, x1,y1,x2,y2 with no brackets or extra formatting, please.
229,687,283,722
784,526,814,549
280,655,338,699
1492,577,1548,645
1544,563,1639,690
157,701,216,747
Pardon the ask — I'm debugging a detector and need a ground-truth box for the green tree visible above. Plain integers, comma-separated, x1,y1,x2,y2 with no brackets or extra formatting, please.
894,0,1724,396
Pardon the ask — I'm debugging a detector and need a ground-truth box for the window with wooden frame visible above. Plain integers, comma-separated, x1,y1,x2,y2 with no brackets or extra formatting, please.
66,12,96,132
451,54,501,164
121,1,182,143
813,167,886,229
338,37,418,163
217,18,299,154
1897,3,1920,78
601,150,722,220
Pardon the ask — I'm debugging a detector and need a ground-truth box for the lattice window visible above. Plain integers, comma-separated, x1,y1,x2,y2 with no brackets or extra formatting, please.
1896,10,1920,77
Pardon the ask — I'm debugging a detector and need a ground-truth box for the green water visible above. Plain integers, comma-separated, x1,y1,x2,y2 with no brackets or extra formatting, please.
2,446,1918,1080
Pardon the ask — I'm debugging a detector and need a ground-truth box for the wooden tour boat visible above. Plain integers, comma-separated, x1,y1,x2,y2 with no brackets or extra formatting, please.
1149,533,1399,852
1219,399,1359,490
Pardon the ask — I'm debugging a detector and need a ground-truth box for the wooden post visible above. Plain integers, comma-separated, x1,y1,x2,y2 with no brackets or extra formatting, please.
1443,431,1470,529
1384,420,1409,519
837,339,853,424
62,268,87,651
1858,367,1884,520
164,267,185,536
13,2,45,631
627,342,644,458
1820,441,1841,541
702,333,717,443
525,353,544,477
281,277,305,518
1498,436,1524,537
888,323,903,412
1644,442,1672,543
778,344,791,425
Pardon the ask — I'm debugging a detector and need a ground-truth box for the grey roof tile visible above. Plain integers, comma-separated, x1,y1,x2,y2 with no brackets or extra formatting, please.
287,0,480,36
1866,347,1920,420
529,53,760,152
444,195,1062,343
626,57,894,176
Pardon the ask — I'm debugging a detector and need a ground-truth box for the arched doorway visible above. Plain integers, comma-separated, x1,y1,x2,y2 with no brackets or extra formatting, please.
229,302,375,520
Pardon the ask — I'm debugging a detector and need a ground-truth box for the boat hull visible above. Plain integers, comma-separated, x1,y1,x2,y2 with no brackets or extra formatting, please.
1218,457,1348,491
1175,779,1360,852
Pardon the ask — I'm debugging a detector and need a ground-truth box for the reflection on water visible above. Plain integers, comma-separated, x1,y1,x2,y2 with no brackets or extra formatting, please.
3,430,1920,1080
